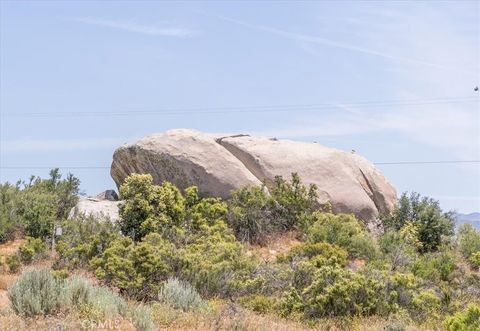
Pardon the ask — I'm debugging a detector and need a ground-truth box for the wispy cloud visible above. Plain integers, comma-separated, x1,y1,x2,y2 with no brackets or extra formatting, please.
72,17,197,37
0,137,135,153
250,4,479,160
208,12,471,75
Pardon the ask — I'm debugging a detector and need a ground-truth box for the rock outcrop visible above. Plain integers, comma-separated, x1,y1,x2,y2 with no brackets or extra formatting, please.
111,129,262,199
111,129,397,221
68,192,122,222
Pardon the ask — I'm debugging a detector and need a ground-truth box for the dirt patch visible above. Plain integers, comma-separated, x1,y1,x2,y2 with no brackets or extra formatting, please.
250,231,302,262
0,239,24,257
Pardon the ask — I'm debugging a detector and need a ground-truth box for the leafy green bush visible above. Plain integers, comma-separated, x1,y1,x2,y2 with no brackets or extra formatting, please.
458,223,480,268
281,265,383,318
379,231,418,271
6,254,21,273
279,242,348,267
269,173,318,230
468,252,480,269
18,236,47,264
91,233,176,299
184,187,228,239
238,294,276,314
227,173,317,245
380,192,454,253
444,304,480,331
410,289,440,321
8,268,65,316
180,229,258,297
132,304,155,331
119,174,185,241
305,212,378,259
381,271,419,314
158,277,207,312
0,183,21,242
55,215,120,270
0,169,80,241
227,185,274,244
66,276,128,319
412,247,456,283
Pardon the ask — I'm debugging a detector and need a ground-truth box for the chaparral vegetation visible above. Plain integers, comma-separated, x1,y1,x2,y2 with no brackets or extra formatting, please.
0,169,479,330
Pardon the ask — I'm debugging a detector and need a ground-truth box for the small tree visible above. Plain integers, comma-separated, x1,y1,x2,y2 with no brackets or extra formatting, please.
380,192,454,253
270,173,318,229
119,174,185,241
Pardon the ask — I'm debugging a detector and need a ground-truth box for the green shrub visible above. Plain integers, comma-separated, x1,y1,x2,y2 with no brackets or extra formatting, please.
132,304,155,331
227,173,317,245
64,276,127,317
380,271,420,314
91,233,176,299
119,174,185,241
238,294,276,314
6,254,21,273
379,231,418,271
66,276,92,307
279,242,348,267
269,173,318,230
0,170,80,241
8,268,65,316
410,289,440,321
88,286,128,317
18,236,47,264
444,304,480,331
0,183,21,242
158,277,207,312
458,224,480,268
281,265,383,318
180,229,258,297
468,252,480,269
227,185,274,244
380,192,454,253
55,215,120,270
305,212,378,259
412,247,456,283
184,187,228,240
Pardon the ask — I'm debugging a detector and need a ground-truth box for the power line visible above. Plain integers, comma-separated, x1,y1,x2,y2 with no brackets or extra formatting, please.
1,160,479,170
2,96,478,118
373,160,480,165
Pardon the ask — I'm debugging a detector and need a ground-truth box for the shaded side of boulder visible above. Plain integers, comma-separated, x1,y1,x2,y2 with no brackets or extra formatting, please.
110,129,262,198
95,190,119,201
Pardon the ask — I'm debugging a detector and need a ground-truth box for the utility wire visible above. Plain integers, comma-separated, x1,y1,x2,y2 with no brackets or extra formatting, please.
2,96,478,118
1,161,479,170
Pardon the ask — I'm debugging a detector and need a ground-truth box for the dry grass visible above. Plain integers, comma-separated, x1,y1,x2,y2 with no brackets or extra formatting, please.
250,230,301,262
0,274,16,291
0,239,24,257
151,302,433,331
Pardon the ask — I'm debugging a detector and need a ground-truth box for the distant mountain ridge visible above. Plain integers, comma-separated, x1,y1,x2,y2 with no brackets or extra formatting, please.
455,212,480,230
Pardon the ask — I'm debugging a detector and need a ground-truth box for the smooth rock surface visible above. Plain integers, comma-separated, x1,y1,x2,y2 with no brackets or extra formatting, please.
68,198,121,222
110,129,397,221
218,135,396,220
111,129,262,198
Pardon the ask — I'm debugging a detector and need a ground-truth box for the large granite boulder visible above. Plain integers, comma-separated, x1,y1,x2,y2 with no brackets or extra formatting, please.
111,129,397,221
111,129,262,198
68,191,122,222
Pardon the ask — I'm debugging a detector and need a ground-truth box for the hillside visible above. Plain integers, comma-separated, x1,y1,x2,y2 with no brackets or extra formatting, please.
456,212,480,230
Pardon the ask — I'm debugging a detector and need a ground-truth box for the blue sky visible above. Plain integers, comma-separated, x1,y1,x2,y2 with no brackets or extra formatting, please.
0,1,479,213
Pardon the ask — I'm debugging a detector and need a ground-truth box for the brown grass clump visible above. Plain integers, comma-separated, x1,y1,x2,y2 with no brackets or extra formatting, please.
0,240,24,257
250,230,301,262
